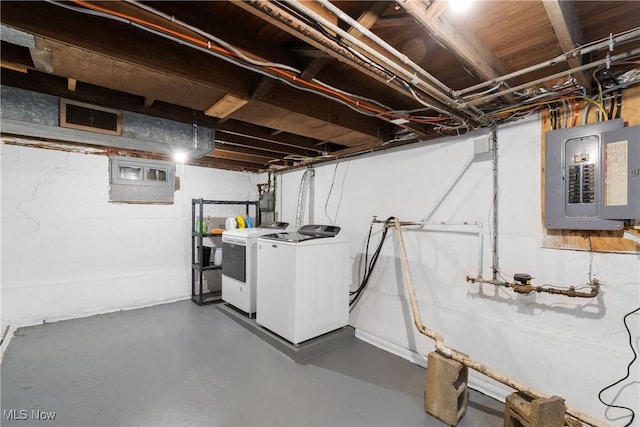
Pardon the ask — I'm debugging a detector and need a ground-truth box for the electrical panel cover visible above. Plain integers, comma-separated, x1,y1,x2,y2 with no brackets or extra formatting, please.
600,125,640,220
545,119,627,230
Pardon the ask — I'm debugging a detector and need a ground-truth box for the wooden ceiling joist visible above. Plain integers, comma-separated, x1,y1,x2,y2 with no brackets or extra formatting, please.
204,93,249,118
0,1,385,140
400,0,515,102
215,131,316,157
542,0,591,89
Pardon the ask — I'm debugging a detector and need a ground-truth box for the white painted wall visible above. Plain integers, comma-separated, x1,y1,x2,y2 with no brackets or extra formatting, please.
0,143,260,327
275,116,639,424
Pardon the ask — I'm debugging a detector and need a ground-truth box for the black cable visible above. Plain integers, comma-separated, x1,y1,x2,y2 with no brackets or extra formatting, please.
351,221,374,296
349,217,394,307
597,306,639,427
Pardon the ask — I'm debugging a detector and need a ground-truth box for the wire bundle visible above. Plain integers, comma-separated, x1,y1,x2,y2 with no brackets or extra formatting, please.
349,217,394,307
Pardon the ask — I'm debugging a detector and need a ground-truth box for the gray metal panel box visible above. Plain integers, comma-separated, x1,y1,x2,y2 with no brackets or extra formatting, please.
109,156,175,204
545,119,624,230
600,125,640,220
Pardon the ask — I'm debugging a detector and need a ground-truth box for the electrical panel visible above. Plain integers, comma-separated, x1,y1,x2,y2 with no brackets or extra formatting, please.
601,125,640,220
545,119,640,230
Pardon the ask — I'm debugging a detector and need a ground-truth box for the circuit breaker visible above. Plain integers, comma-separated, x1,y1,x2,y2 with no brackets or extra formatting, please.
545,119,640,230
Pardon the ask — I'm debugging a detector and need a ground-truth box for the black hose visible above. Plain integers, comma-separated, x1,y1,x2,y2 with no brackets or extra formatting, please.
350,217,395,308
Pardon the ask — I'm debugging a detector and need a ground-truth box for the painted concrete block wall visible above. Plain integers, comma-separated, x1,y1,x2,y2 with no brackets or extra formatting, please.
275,116,639,423
1,144,260,327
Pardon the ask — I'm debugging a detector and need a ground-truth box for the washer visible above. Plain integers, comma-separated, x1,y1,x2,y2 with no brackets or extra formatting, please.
256,225,349,345
221,222,288,316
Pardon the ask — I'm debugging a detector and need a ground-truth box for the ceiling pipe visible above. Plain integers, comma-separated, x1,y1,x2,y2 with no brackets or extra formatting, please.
462,47,640,107
457,27,640,97
286,1,492,127
237,0,479,126
309,0,455,101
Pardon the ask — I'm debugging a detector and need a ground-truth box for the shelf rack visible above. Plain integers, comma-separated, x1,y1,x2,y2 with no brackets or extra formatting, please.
191,198,260,306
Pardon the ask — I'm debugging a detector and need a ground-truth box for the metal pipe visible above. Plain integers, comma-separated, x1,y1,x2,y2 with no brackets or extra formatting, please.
457,27,640,97
283,0,471,123
464,47,640,107
392,219,608,427
239,0,464,123
312,0,455,100
490,125,498,281
375,218,485,284
466,276,601,298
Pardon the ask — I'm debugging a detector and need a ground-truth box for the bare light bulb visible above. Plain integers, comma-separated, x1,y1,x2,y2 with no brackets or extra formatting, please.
449,0,474,13
173,151,188,164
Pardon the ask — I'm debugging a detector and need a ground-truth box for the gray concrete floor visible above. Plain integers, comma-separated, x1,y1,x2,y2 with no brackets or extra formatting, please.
1,300,503,426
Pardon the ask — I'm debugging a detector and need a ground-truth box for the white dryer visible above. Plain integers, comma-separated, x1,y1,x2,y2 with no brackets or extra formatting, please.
256,225,349,345
221,222,288,316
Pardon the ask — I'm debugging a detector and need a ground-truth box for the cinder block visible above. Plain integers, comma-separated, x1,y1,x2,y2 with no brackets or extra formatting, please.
425,351,468,426
504,392,565,427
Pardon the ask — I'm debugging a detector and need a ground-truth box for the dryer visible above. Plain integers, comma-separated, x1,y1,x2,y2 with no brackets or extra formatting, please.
256,225,349,345
221,222,288,316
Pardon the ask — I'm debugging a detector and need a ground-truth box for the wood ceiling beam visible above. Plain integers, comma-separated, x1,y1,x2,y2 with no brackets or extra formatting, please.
542,0,591,89
251,77,276,101
297,2,388,82
217,120,327,153
0,2,386,140
208,148,273,166
346,2,390,39
399,0,515,102
204,93,249,119
189,156,262,172
299,57,331,81
372,15,415,29
215,132,317,157
233,1,441,136
212,142,284,161
1,68,330,154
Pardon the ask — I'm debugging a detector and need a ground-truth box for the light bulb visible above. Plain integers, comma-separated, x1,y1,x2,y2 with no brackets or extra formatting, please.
449,0,473,13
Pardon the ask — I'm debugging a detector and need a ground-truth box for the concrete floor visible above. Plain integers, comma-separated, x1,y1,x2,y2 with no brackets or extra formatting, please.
1,300,504,426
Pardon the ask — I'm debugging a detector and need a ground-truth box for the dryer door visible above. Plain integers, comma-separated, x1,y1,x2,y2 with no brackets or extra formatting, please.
222,238,246,282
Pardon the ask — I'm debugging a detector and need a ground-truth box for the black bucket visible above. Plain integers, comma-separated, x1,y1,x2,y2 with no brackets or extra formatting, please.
198,246,212,266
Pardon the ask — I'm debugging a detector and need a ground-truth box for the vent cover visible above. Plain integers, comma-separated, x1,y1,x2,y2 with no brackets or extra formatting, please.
60,99,122,135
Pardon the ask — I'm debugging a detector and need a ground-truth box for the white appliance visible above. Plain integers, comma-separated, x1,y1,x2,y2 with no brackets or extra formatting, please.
221,222,288,316
256,225,349,345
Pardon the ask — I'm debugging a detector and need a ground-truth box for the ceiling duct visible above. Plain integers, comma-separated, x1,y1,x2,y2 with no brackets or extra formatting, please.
0,86,214,158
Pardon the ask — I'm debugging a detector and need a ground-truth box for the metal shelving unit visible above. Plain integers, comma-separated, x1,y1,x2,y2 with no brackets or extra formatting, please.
191,198,260,306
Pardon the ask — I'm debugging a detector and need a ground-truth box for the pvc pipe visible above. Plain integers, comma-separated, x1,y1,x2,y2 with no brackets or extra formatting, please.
392,218,608,427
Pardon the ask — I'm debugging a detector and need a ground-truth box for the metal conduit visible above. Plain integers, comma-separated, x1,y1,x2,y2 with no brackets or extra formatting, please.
457,27,640,97
289,1,491,126
278,0,473,124
372,219,484,278
310,0,456,100
392,218,608,427
464,47,640,107
241,0,468,124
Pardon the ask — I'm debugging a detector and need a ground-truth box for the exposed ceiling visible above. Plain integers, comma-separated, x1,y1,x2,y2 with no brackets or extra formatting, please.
1,1,639,172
